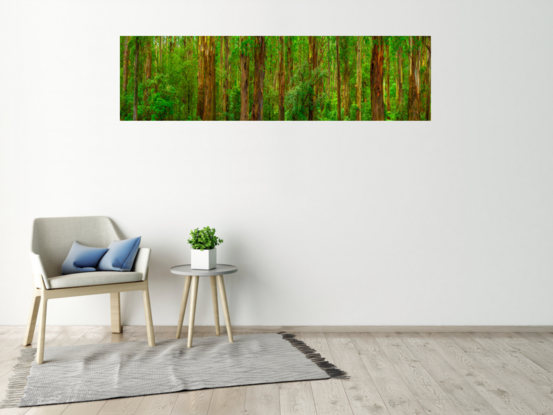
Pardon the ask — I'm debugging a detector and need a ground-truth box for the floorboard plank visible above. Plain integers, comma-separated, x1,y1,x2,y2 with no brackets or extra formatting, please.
342,382,389,415
373,333,449,402
206,386,246,415
134,393,178,415
171,390,213,415
301,333,354,415
397,333,501,415
279,382,317,415
350,333,425,415
325,333,373,383
423,333,535,415
245,384,280,415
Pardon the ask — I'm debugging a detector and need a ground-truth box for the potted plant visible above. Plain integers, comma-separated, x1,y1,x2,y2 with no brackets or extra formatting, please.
188,226,223,270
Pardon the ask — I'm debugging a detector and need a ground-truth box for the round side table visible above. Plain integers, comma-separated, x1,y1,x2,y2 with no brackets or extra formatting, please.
170,264,238,348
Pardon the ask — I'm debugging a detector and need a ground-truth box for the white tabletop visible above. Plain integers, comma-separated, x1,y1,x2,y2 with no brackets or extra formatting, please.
170,264,238,277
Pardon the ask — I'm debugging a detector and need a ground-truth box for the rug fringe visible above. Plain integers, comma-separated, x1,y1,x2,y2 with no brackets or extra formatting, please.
278,332,350,380
0,348,35,408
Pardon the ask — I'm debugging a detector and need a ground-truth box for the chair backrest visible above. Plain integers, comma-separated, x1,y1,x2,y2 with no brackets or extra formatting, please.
31,216,123,277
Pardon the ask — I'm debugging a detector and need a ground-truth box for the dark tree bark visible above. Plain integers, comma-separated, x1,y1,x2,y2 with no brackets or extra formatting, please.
143,37,152,118
251,36,266,121
308,36,318,120
197,36,206,119
370,36,385,121
327,37,331,97
342,38,350,118
287,37,292,88
122,36,130,94
396,44,403,115
133,37,140,121
408,36,422,120
223,37,230,120
423,36,431,120
356,36,362,121
336,36,342,121
278,36,285,120
158,36,162,73
203,37,214,120
211,36,216,120
240,36,250,120
385,40,391,115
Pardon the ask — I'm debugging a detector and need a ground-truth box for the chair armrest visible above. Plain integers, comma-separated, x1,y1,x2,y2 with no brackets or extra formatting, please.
133,248,151,281
30,253,50,289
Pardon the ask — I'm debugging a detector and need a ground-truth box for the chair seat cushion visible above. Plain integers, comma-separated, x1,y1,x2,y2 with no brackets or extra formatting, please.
48,271,143,289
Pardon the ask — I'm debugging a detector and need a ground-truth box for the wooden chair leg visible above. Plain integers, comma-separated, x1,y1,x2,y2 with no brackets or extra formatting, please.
110,292,122,334
142,288,155,347
187,276,199,348
210,275,220,336
217,275,234,343
36,296,48,364
176,275,192,339
23,289,41,346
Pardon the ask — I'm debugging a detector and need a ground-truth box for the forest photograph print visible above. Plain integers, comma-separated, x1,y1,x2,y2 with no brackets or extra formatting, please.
120,36,430,121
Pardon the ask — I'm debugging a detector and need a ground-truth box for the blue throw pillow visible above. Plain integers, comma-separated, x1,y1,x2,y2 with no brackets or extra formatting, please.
97,237,141,271
61,241,109,275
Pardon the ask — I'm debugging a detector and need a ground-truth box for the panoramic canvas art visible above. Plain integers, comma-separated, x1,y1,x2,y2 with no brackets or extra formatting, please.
120,36,430,121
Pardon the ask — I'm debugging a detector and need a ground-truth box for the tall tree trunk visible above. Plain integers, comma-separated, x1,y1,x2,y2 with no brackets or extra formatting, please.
342,38,350,118
240,36,250,120
278,36,285,120
197,36,206,119
223,37,230,120
308,36,318,120
423,36,431,120
121,36,130,119
133,37,140,121
122,37,130,94
396,44,403,115
385,40,391,115
143,37,152,118
408,36,422,120
251,36,266,121
356,36,362,121
287,37,293,88
370,36,385,120
427,37,431,120
336,36,342,121
327,37,331,97
203,37,215,121
158,36,162,73
211,37,216,120
183,36,187,61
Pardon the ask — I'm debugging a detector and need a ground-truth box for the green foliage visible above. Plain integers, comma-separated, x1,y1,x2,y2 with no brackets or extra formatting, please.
187,226,224,251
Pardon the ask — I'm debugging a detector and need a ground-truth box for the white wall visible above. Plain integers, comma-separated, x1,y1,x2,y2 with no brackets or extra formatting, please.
1,0,552,327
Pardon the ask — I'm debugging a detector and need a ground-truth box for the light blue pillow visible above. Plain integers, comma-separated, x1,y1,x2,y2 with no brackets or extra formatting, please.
61,241,109,275
98,237,141,272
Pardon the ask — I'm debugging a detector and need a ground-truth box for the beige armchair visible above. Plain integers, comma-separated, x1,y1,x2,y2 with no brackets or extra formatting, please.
24,216,155,364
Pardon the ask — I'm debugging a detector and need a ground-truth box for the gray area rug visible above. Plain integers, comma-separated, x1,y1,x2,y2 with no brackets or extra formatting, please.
1,333,347,408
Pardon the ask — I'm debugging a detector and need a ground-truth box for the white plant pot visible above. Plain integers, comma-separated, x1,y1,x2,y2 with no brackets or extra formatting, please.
191,248,217,270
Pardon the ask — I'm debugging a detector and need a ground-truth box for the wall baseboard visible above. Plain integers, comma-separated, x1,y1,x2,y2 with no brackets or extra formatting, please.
4,325,552,333
129,325,553,333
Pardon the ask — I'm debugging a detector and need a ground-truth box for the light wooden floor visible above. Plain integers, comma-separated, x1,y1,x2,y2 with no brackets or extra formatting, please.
1,327,553,414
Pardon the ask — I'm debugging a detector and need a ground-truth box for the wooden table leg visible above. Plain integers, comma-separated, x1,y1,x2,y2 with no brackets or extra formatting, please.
176,275,192,339
210,275,220,336
187,276,199,348
217,275,234,343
